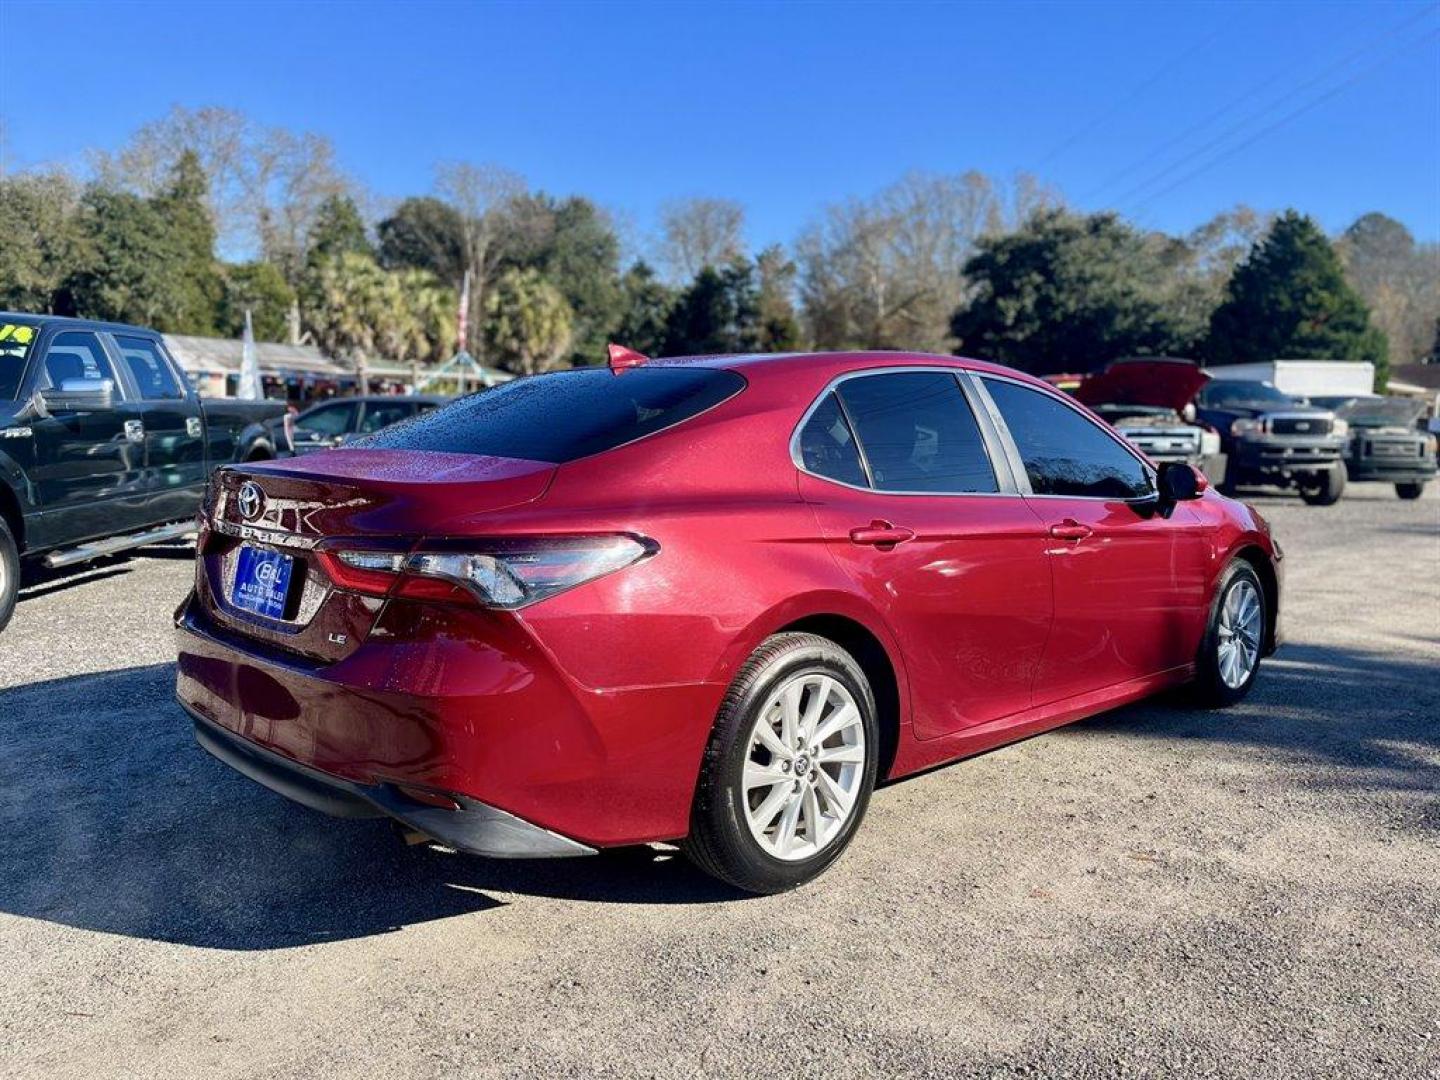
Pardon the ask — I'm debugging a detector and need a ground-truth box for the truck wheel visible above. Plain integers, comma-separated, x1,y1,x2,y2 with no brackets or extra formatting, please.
685,633,879,894
1299,466,1345,506
1396,481,1427,500
0,515,19,634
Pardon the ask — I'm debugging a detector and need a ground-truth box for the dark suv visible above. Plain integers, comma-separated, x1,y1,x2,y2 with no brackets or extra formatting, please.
1196,380,1348,505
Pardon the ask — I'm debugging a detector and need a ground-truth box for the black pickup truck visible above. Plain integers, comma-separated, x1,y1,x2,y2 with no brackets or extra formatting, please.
1195,378,1348,505
0,314,287,631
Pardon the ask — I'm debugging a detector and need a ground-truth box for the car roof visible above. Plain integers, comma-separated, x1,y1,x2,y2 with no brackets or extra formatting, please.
648,349,1041,385
0,311,162,336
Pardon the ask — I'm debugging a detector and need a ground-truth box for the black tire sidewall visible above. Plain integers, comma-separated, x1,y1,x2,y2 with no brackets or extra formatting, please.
1300,466,1344,505
0,516,18,634
691,636,879,893
1396,481,1425,500
1196,561,1266,706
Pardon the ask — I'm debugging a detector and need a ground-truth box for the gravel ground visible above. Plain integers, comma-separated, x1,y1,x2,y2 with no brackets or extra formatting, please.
1,483,1436,1079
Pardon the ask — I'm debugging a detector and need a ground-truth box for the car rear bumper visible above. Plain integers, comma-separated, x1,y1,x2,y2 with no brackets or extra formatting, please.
174,594,720,849
189,708,596,857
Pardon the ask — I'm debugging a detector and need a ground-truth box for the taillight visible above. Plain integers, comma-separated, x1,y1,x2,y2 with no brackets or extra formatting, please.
316,535,656,610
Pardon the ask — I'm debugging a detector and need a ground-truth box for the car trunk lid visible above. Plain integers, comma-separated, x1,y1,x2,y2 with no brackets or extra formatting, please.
196,449,554,662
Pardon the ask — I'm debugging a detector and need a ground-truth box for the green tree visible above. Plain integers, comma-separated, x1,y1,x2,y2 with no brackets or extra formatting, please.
614,260,675,357
65,188,178,328
950,209,1204,374
484,266,574,375
0,171,87,314
497,193,622,365
305,194,371,264
302,251,454,369
377,196,466,284
1204,211,1388,385
219,261,296,341
756,245,801,351
155,150,222,334
663,258,763,356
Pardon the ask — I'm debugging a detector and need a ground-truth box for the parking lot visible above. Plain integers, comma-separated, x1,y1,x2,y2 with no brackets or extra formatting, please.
0,484,1436,1079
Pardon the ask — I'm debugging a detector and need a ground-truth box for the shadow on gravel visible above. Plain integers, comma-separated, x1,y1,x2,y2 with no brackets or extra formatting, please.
1071,642,1440,801
16,542,194,603
0,664,739,952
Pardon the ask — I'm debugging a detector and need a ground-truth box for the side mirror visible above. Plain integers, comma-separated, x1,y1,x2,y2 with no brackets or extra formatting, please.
1159,461,1207,505
38,378,114,415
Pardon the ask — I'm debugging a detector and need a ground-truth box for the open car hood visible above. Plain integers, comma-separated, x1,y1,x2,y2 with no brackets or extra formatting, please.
1074,360,1209,413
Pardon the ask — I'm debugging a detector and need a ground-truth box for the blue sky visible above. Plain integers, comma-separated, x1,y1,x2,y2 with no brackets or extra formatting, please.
3,0,1437,254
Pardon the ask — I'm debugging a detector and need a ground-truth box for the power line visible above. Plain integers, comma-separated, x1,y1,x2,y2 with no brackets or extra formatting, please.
1076,6,1377,204
1100,5,1438,210
1030,25,1229,172
1131,27,1440,214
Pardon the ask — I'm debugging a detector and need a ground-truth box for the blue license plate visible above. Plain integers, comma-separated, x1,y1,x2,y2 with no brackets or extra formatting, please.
232,546,294,619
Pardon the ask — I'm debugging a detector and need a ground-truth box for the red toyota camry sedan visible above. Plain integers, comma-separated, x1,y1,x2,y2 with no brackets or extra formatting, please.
176,350,1282,893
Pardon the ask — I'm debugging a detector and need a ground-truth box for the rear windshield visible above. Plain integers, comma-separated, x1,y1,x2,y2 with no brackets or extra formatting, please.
0,321,40,400
354,367,745,463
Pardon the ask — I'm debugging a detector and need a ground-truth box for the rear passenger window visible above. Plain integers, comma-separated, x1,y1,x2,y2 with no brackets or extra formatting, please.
837,372,997,493
43,331,118,390
797,393,868,487
984,378,1154,500
116,336,184,400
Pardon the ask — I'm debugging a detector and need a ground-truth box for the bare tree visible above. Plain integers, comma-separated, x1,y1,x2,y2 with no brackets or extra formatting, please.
1338,213,1440,365
796,171,1053,351
249,128,352,278
434,161,525,359
659,197,745,281
89,105,353,272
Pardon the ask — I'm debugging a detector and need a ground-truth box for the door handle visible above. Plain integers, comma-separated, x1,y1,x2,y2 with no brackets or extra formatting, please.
1048,519,1092,541
849,520,916,547
123,419,145,444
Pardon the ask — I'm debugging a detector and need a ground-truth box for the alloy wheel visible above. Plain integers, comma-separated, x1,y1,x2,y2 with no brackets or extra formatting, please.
1217,578,1262,689
741,672,867,861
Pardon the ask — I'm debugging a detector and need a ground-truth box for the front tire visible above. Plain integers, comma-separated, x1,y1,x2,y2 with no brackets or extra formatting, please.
1299,465,1345,505
1191,560,1267,707
1396,481,1427,500
685,633,879,894
0,515,19,634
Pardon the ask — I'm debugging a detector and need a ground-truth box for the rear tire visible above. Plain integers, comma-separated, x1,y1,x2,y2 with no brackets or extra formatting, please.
1191,560,1266,708
685,633,879,894
0,515,19,635
1299,465,1345,506
1396,481,1426,500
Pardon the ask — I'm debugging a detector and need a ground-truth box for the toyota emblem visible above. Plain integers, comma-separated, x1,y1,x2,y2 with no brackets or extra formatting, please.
237,481,264,521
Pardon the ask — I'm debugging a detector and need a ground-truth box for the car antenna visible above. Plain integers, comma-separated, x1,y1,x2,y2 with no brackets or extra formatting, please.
607,343,649,373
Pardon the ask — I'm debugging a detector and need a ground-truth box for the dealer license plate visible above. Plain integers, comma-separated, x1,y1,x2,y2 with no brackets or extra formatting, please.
232,546,294,619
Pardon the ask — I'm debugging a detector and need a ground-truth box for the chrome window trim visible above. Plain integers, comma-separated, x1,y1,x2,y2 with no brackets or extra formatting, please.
787,365,1018,498
969,371,1161,505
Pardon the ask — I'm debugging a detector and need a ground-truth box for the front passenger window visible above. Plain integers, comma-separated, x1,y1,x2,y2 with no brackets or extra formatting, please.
984,378,1154,499
44,331,118,390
